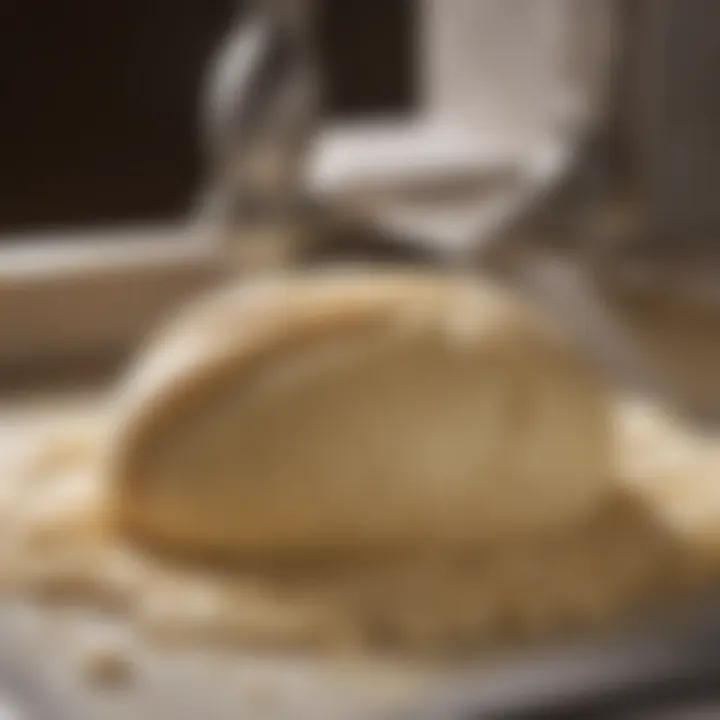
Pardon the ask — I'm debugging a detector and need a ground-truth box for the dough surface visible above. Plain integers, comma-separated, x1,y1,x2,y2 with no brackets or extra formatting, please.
1,397,716,657
108,269,611,558
1,276,719,657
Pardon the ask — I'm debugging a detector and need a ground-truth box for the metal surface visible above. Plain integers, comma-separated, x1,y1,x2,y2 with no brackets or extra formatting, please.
197,0,318,238
409,596,720,719
2,595,720,720
196,1,618,265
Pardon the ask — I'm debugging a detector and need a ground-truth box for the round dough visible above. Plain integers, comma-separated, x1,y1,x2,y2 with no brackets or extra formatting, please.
107,269,611,558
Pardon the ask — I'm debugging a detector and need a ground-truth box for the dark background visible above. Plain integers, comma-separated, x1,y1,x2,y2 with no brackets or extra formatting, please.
0,0,416,234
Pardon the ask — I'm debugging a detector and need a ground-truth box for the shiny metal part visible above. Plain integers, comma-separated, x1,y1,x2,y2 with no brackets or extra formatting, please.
196,0,616,267
197,0,318,238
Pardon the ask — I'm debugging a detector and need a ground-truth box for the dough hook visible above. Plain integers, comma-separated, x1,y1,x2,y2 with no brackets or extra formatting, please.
195,0,616,269
195,0,318,255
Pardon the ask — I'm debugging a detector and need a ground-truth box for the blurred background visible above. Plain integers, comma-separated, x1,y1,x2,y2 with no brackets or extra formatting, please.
0,0,416,232
1,0,717,242
2,0,720,417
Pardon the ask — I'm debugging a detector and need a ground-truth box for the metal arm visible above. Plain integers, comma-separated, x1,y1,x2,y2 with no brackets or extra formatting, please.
196,0,318,244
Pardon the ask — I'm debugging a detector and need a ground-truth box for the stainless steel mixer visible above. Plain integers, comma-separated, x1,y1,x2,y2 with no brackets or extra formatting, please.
195,0,617,269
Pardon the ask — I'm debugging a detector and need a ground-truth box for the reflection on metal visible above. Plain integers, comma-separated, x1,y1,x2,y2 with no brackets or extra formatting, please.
198,0,318,238
198,0,617,266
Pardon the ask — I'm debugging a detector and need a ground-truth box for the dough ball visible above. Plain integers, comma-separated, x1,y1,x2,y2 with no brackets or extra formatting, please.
107,270,611,558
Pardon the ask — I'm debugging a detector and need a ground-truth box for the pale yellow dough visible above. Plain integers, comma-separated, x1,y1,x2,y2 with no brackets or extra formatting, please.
1,269,719,657
108,270,611,558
